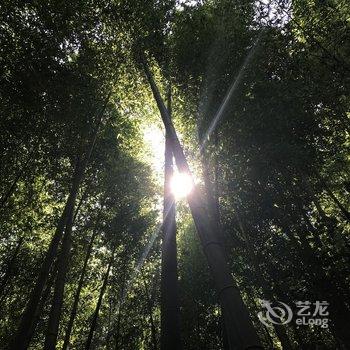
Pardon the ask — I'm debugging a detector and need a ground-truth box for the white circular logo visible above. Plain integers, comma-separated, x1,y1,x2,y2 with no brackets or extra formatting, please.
258,300,293,327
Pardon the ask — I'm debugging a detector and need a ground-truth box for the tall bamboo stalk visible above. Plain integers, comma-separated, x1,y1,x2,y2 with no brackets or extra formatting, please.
143,58,262,350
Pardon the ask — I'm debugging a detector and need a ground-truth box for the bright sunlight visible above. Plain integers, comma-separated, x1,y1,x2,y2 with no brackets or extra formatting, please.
143,125,195,199
170,172,194,199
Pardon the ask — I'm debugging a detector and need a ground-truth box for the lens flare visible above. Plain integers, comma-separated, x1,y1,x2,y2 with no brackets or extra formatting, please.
170,172,193,199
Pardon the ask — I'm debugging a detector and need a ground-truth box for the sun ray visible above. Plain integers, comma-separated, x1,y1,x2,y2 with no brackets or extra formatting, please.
170,172,194,199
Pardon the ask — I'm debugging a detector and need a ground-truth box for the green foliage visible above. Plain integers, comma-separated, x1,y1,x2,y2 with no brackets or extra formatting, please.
0,0,349,349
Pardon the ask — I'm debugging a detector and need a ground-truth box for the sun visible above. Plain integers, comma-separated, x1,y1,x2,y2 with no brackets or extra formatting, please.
170,172,194,199
142,125,196,200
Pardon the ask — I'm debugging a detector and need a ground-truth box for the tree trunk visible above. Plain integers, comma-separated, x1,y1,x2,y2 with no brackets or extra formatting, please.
300,210,323,249
200,130,222,229
44,202,74,350
10,164,81,350
235,214,293,350
161,81,182,350
323,182,350,222
44,95,110,350
199,132,231,349
262,324,274,349
72,184,90,224
10,94,110,350
85,247,115,350
282,223,350,347
288,182,324,250
142,273,158,350
0,149,35,210
0,237,24,297
27,260,58,344
143,59,262,350
61,225,100,350
0,167,27,209
113,267,128,350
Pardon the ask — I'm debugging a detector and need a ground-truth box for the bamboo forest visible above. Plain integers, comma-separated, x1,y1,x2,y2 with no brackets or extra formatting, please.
0,0,349,349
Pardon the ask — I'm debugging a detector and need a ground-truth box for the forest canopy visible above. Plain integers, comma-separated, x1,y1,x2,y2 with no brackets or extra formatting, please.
0,0,349,349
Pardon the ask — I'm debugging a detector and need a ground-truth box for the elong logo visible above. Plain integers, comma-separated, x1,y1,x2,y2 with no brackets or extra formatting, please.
257,300,329,329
